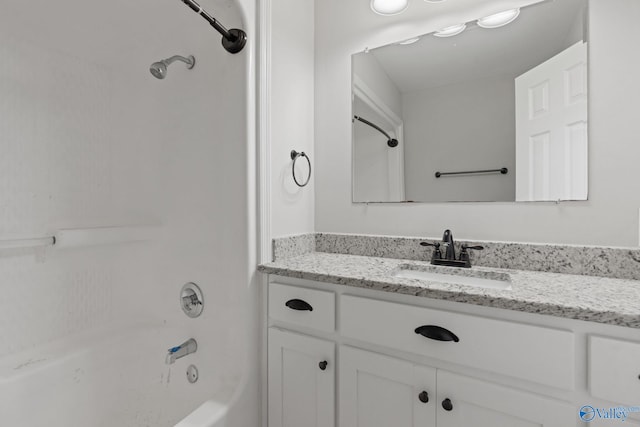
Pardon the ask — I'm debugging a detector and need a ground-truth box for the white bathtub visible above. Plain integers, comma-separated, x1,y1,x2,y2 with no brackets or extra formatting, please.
175,400,228,427
0,326,240,427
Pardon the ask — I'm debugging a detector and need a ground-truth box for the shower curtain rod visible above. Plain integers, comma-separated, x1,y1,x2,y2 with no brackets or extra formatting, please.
179,0,247,54
353,115,399,148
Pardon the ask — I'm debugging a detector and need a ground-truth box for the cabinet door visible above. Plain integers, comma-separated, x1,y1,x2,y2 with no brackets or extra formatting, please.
340,346,436,427
268,328,335,427
436,370,576,427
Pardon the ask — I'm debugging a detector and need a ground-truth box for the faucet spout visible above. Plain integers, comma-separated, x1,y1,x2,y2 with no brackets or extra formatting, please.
442,229,455,260
166,338,197,365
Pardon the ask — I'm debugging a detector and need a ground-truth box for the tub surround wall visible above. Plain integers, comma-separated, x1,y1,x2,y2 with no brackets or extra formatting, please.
273,233,640,281
0,31,119,358
0,0,258,425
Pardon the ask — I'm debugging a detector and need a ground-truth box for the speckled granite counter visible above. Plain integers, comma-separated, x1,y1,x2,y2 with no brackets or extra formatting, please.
258,252,640,329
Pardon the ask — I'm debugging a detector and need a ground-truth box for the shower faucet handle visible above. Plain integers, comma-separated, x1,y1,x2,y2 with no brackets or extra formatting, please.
181,283,204,318
183,293,201,307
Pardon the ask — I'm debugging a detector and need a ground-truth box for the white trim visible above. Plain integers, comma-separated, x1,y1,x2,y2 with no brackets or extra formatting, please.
353,74,402,125
258,0,272,265
258,1,272,427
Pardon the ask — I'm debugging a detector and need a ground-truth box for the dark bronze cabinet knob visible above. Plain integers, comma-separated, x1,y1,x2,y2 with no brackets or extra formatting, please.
442,398,453,411
319,360,328,371
418,391,429,403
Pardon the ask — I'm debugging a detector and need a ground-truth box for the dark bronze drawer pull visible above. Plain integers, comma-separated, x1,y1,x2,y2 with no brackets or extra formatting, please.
415,325,459,342
285,299,313,311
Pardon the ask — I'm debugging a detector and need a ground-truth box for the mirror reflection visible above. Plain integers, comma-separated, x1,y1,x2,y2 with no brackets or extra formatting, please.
352,0,588,203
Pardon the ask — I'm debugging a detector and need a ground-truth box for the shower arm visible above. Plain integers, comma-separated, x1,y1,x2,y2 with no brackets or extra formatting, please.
179,0,247,54
353,115,399,148
164,55,194,67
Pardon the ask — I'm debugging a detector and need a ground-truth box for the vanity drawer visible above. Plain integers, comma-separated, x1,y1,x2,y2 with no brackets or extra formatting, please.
590,336,640,404
269,282,336,332
340,295,575,389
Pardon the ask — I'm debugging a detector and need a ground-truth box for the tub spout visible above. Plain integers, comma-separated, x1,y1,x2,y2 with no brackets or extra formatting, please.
166,338,197,365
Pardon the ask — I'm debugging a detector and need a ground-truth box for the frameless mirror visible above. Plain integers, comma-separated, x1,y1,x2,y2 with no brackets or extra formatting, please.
352,0,588,203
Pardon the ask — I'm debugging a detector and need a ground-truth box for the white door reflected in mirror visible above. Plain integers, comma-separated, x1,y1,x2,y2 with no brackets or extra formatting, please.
515,41,588,202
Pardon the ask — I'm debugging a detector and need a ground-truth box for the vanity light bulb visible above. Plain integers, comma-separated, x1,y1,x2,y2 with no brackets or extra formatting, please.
433,23,467,37
370,0,409,16
398,37,421,45
477,8,521,28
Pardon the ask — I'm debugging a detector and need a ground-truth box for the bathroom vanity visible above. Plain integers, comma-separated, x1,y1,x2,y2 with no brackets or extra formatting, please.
259,235,640,427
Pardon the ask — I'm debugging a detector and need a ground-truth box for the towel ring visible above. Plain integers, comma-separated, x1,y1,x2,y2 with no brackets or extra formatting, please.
291,150,311,187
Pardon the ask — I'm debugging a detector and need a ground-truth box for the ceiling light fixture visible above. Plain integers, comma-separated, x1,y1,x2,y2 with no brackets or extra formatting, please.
477,8,521,29
370,0,409,16
433,23,467,37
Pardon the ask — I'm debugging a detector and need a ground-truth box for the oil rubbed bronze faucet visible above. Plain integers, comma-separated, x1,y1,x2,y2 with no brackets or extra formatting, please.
420,229,484,268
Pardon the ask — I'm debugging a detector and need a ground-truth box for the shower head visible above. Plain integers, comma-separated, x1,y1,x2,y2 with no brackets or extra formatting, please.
150,61,168,79
150,55,195,79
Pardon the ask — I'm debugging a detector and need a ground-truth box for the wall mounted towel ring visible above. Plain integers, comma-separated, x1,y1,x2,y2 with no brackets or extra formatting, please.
291,150,311,187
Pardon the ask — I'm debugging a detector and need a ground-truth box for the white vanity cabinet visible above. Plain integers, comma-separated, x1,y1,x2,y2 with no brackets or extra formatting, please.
268,328,335,427
266,276,640,427
340,345,573,427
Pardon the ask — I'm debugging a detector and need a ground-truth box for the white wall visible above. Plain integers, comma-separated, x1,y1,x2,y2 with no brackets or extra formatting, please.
403,74,515,202
315,0,640,246
269,0,316,238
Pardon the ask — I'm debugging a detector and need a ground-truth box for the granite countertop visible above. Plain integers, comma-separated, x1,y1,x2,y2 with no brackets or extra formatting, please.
258,252,640,329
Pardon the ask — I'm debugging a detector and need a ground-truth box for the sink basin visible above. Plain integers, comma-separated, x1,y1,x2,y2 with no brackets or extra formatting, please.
392,264,512,290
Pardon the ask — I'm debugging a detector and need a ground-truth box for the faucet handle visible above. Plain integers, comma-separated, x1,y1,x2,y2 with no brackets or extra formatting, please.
420,241,440,248
459,245,484,263
420,241,442,260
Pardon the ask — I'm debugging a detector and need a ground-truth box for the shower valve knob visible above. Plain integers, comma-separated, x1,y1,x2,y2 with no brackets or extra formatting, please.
181,283,204,318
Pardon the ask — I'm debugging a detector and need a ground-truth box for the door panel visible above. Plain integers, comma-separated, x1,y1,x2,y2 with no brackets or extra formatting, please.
340,346,435,427
436,370,576,427
268,328,335,427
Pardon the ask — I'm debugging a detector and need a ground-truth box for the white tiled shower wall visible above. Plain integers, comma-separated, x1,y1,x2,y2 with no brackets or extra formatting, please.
0,35,136,357
0,35,113,236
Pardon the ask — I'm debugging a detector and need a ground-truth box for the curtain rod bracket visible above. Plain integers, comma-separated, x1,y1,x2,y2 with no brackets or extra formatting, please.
179,0,247,54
